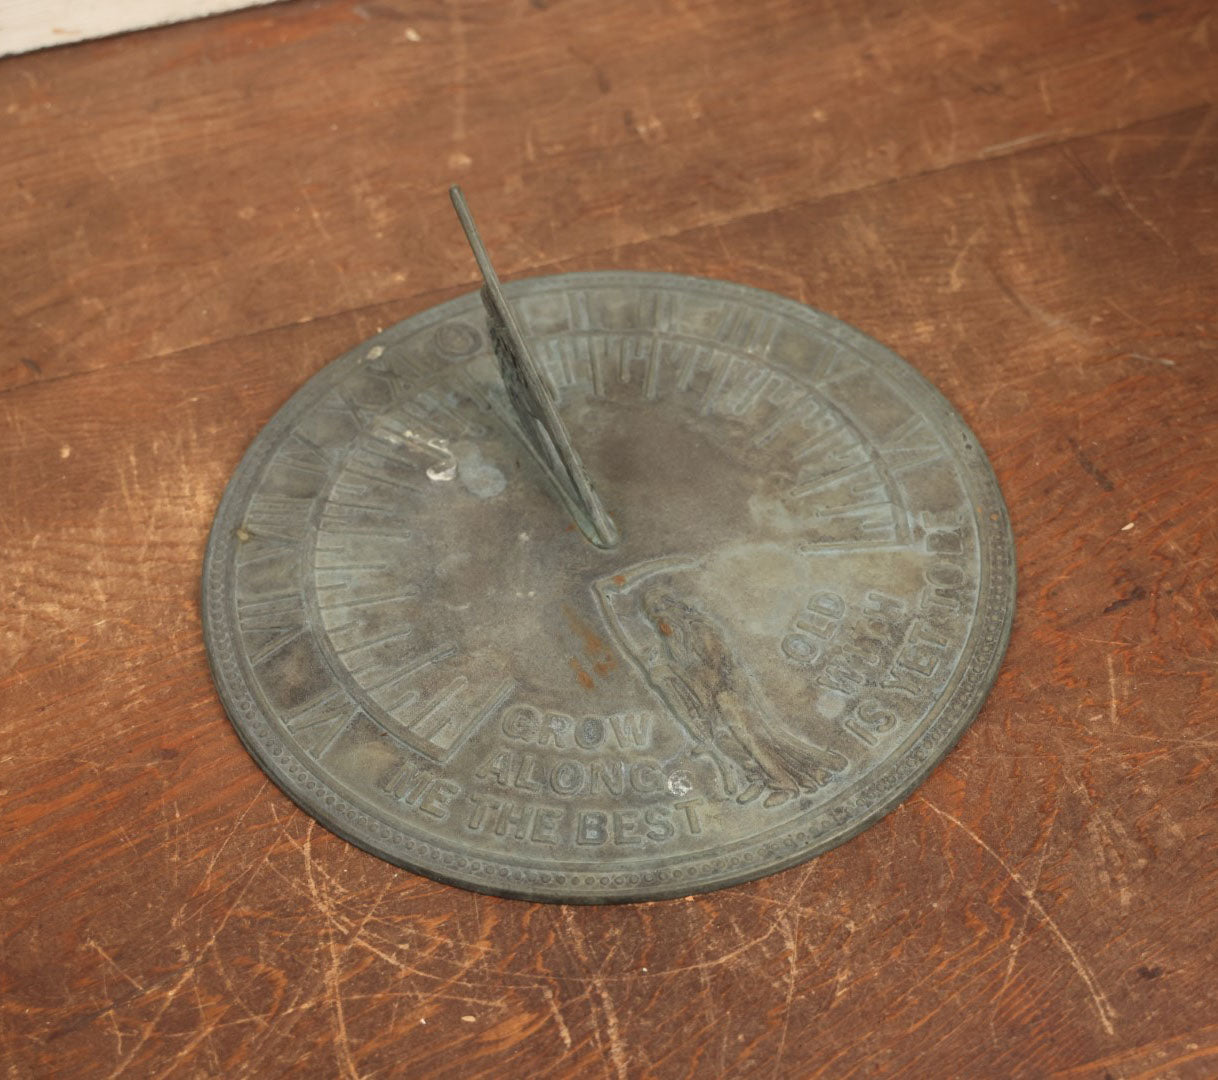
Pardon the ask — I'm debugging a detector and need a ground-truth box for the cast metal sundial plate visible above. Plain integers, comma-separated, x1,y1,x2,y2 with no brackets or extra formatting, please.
203,199,1015,903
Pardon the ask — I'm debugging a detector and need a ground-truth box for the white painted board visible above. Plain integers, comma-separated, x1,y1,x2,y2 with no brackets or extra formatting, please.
0,0,286,57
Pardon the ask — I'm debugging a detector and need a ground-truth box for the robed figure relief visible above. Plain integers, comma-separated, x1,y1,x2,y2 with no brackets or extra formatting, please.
597,561,847,808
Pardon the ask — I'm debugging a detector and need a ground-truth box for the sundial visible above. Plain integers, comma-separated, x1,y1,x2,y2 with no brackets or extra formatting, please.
202,188,1015,903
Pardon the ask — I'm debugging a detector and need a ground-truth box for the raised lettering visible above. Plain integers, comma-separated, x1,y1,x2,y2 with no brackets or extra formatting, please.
530,805,564,844
475,751,514,786
574,715,606,750
577,811,608,845
675,799,703,835
644,807,675,841
610,712,653,749
842,698,898,747
512,752,544,793
419,778,460,820
465,793,499,831
537,713,572,749
589,761,625,796
550,759,586,796
630,763,663,794
501,703,541,741
494,801,534,839
612,809,643,844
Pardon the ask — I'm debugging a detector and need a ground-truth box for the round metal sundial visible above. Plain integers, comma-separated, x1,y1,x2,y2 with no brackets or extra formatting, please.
202,189,1015,903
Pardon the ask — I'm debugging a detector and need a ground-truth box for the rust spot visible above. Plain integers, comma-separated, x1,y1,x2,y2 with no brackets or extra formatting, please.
562,604,618,676
612,574,626,586
564,605,608,654
657,618,673,637
569,657,594,690
565,522,576,531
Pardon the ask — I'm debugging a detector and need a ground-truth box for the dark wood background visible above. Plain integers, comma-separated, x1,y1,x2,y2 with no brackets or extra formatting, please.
3,1,1216,1076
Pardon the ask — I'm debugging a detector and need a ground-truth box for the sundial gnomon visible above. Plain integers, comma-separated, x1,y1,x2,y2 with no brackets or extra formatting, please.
202,188,1015,902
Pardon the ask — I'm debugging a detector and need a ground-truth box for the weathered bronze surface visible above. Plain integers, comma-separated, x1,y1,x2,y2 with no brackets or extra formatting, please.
202,257,1015,903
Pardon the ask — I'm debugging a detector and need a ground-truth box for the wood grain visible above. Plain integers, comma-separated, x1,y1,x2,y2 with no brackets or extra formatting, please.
2,1,1217,1077
3,0,1215,391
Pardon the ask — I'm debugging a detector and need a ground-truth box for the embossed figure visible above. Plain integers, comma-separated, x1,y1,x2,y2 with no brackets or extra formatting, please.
638,589,847,807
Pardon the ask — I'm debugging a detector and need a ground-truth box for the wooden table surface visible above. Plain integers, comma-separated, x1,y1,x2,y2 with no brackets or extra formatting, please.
3,1,1217,1076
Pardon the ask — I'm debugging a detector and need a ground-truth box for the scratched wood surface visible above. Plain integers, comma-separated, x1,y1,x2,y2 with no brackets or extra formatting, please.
2,1,1217,1077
